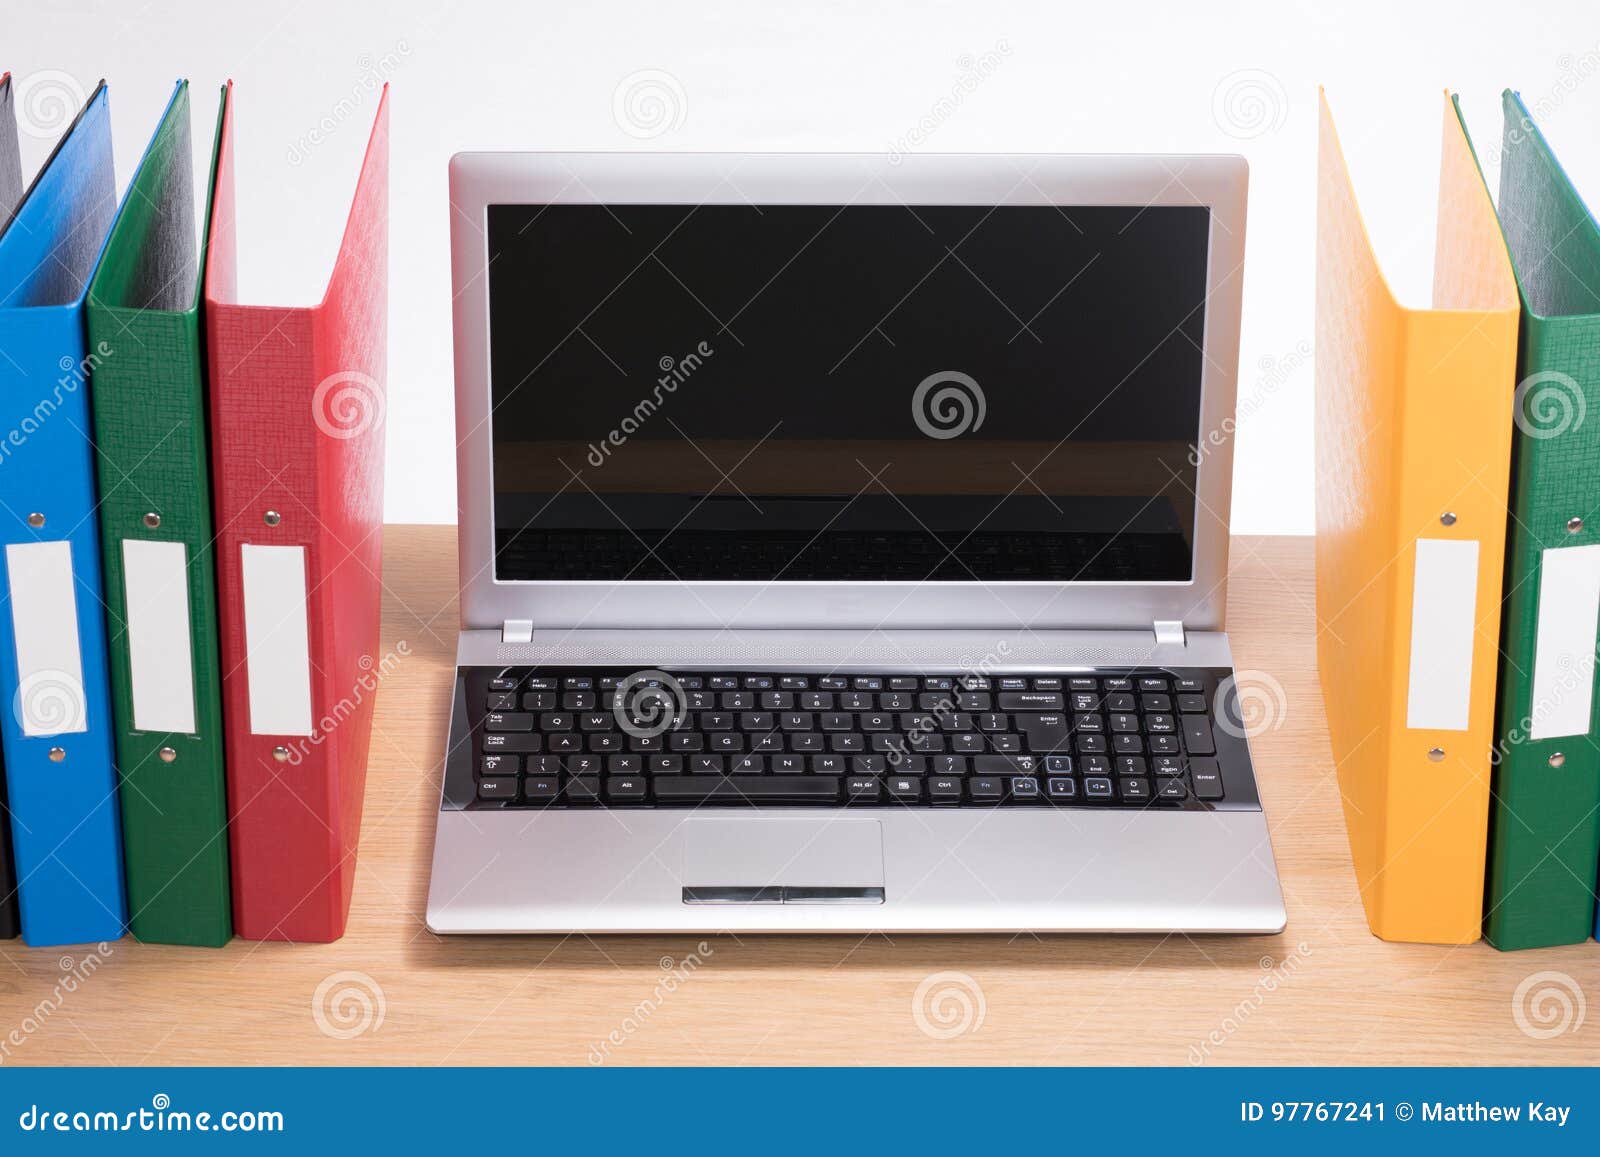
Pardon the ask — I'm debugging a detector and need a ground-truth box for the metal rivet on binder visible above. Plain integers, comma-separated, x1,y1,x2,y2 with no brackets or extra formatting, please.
1427,746,1445,762
26,512,44,528
1439,512,1457,526
47,746,65,763
1549,751,1566,768
272,745,290,762
159,746,177,763
1567,516,1584,534
143,512,161,529
263,510,281,526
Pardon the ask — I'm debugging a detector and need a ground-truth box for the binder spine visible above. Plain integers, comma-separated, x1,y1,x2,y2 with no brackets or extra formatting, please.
0,72,17,940
92,305,233,946
1472,89,1600,948
0,312,128,946
1315,92,1517,945
1381,313,1508,944
204,83,388,943
211,308,345,940
1487,322,1600,948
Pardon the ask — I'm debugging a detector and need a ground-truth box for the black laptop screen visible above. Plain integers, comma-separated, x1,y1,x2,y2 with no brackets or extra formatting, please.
485,203,1210,583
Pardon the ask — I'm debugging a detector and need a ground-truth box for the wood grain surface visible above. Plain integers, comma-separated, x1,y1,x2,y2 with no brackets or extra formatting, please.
2,528,1596,1066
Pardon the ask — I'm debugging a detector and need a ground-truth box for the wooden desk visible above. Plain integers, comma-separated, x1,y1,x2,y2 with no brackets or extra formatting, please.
3,529,1597,1066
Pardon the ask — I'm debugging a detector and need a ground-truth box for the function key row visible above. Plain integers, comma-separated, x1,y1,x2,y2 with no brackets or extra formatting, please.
486,690,1211,718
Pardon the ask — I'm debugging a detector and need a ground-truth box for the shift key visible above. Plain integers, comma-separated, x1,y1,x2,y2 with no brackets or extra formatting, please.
1181,715,1216,755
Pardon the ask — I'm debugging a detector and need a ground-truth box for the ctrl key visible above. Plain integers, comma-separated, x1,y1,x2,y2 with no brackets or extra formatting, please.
476,776,519,802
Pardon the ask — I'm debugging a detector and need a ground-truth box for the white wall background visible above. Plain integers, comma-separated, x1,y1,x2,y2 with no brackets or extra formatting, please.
6,0,1600,532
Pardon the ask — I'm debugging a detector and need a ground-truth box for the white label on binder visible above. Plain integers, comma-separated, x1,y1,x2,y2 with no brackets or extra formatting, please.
1405,538,1479,731
241,544,314,736
5,540,88,736
123,539,197,734
1529,544,1600,740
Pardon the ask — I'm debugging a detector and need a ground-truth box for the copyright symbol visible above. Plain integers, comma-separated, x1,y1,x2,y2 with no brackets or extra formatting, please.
1396,1102,1413,1121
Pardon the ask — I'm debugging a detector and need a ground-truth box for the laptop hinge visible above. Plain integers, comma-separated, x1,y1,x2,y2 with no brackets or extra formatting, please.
1153,619,1186,647
503,619,534,644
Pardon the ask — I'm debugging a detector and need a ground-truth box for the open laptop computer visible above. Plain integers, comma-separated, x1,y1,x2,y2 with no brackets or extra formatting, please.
427,152,1287,934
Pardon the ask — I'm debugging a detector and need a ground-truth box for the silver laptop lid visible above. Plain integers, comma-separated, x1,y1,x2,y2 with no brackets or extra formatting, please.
448,153,1246,633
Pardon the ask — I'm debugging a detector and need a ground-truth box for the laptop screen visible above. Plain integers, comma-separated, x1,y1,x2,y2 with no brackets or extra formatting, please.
485,202,1210,584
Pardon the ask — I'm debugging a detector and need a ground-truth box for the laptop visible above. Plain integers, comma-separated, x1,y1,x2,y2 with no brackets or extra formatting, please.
426,152,1287,934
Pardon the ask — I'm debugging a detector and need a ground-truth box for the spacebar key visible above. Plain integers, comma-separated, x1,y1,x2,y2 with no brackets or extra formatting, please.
652,775,841,804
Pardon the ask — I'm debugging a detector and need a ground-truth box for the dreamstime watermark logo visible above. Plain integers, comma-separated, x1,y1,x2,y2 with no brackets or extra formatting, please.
1493,652,1593,766
588,943,714,1064
1188,942,1313,1064
912,370,986,440
287,41,409,165
587,340,713,467
0,342,112,469
16,1093,283,1134
283,642,409,767
311,370,386,441
885,643,1015,769
613,69,687,139
1190,339,1311,466
1211,69,1288,140
1493,42,1600,165
1513,370,1585,441
885,643,1016,769
614,669,688,739
1214,670,1288,740
1512,970,1586,1040
311,971,386,1039
13,70,87,138
911,971,987,1040
13,669,86,736
888,41,1012,162
0,943,114,1065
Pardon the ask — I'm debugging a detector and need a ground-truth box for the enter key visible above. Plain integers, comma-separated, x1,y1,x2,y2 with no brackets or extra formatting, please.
1017,713,1071,752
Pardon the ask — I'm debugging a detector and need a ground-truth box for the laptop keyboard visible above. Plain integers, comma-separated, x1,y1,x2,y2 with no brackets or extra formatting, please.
452,668,1257,812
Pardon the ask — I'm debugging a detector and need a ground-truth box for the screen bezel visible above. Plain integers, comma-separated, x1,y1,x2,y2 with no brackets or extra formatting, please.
450,152,1246,632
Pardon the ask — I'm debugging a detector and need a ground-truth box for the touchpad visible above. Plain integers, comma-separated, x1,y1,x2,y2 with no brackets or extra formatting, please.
681,818,884,903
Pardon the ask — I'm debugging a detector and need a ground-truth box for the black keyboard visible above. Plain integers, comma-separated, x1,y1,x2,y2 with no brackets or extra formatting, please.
444,668,1263,812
